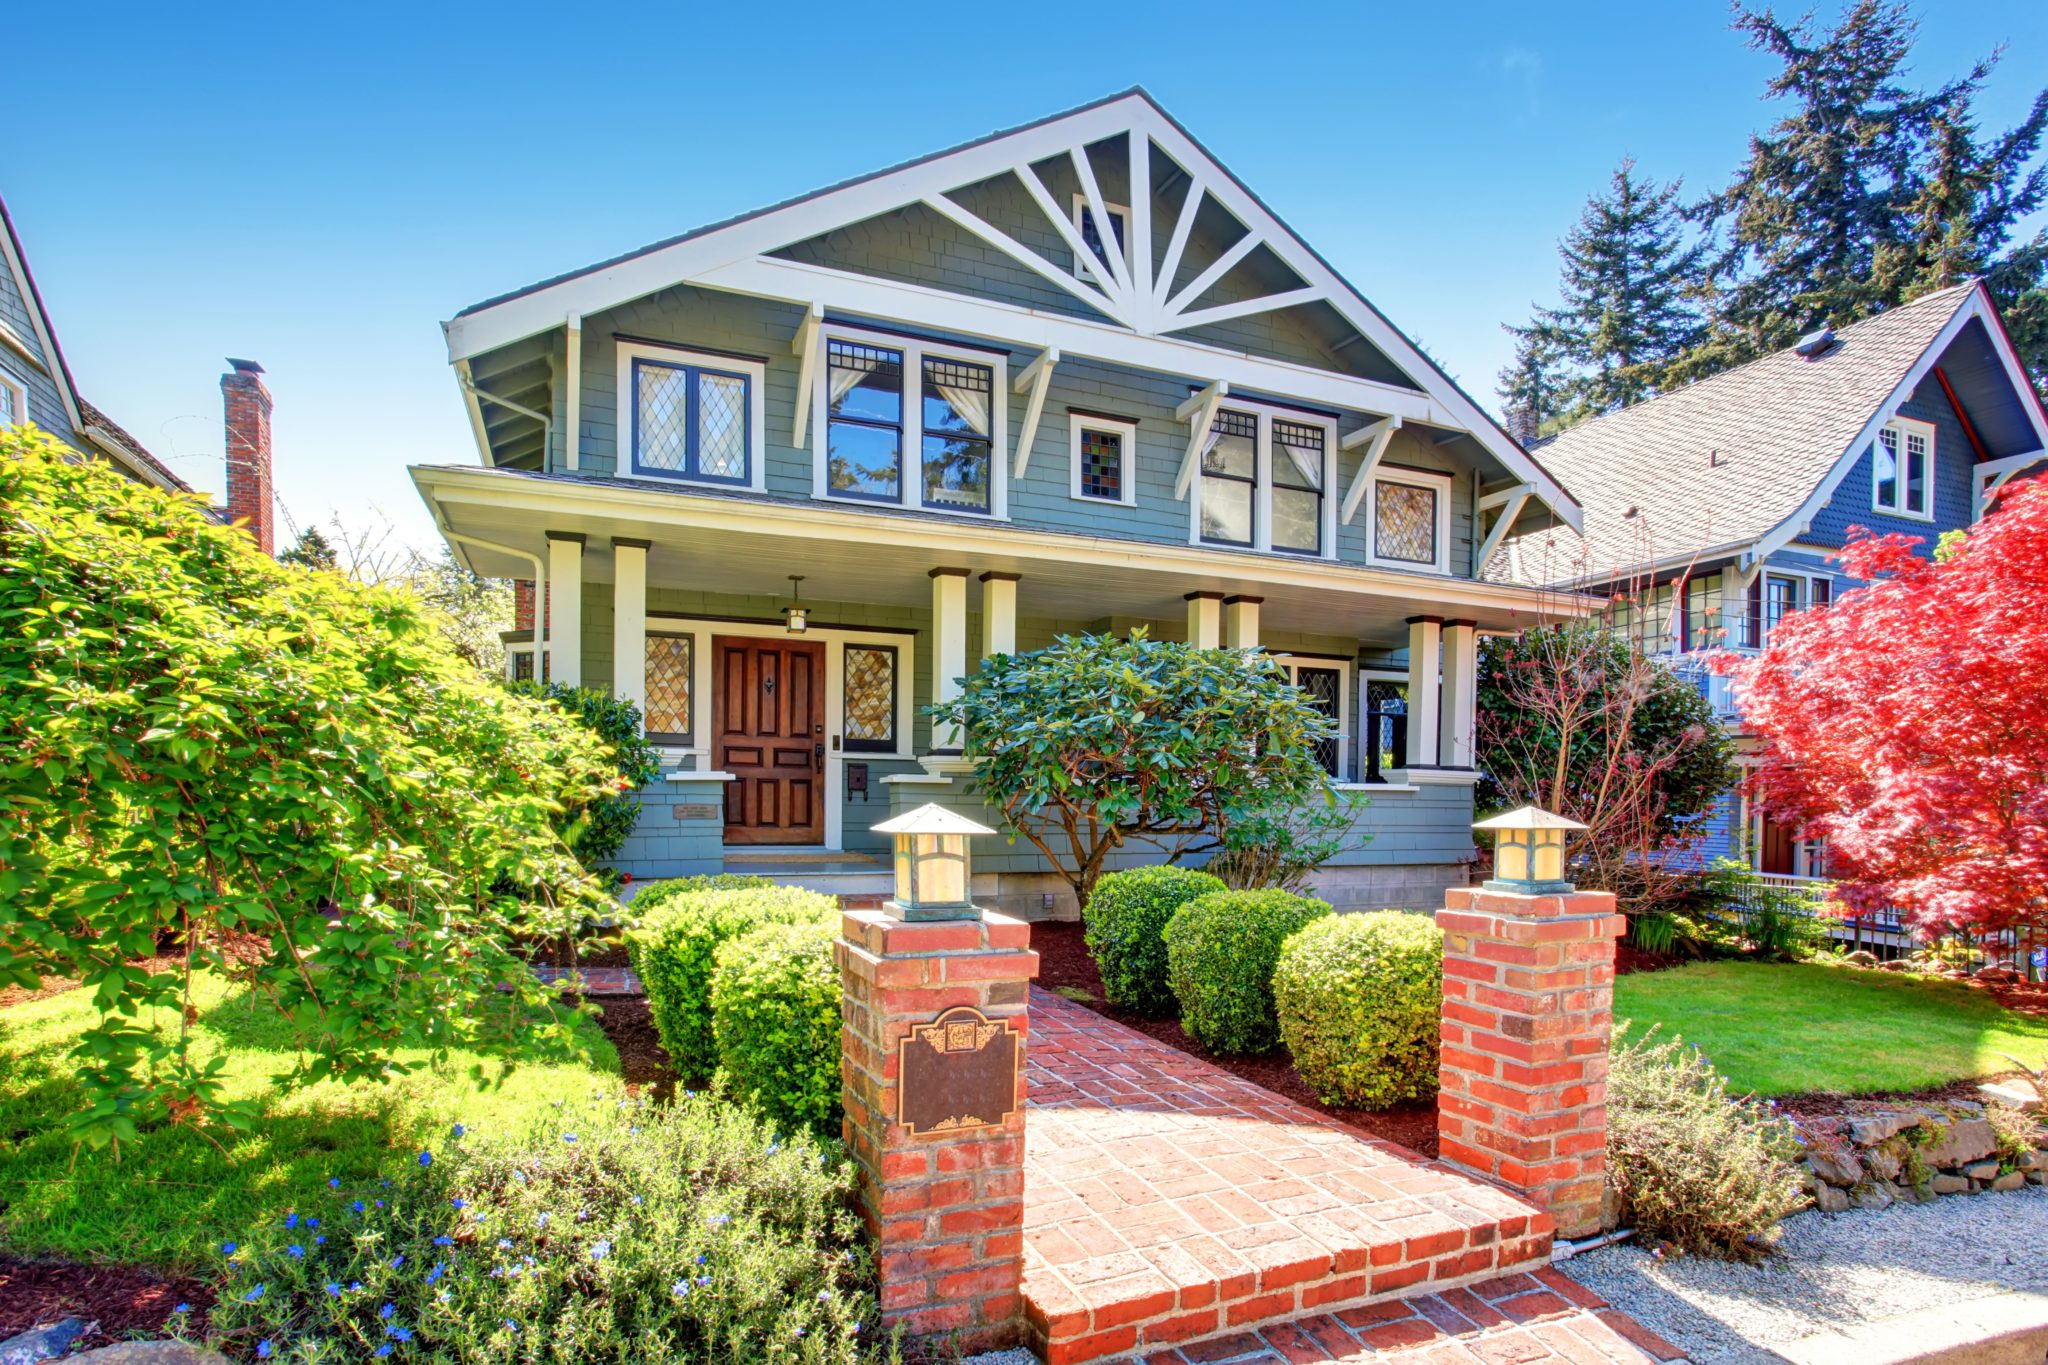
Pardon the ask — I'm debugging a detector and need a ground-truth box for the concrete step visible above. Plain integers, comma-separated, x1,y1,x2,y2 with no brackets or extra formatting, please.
1773,1289,2048,1365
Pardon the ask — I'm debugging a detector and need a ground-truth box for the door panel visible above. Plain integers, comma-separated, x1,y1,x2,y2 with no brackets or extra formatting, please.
714,637,825,845
1759,816,1796,876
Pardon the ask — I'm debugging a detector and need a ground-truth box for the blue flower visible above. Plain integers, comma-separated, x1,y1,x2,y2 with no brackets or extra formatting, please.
243,1284,266,1303
375,1346,392,1359
314,1236,326,1246
287,1245,305,1259
562,1133,577,1143
389,1326,413,1342
379,1302,396,1321
696,1274,711,1287
350,1282,363,1293
437,1289,452,1303
451,1123,466,1137
503,1320,519,1334
534,1213,549,1228
432,1235,453,1247
450,1198,465,1210
418,1150,433,1168
631,1195,643,1206
325,1283,343,1298
670,1279,691,1298
817,1291,831,1301
695,1254,706,1266
497,1239,513,1250
388,1255,404,1270
283,1213,297,1229
220,1242,238,1256
427,1262,446,1284
590,1240,611,1262
328,1178,341,1189
707,1213,730,1227
172,1304,191,1315
375,1200,385,1209
306,1217,319,1229
256,1342,272,1360
352,1200,365,1214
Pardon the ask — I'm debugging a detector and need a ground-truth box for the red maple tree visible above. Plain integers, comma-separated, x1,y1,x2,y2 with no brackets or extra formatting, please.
1732,475,2048,936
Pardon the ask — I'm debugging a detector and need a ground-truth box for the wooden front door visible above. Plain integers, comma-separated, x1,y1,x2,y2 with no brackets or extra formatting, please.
1759,816,1797,876
714,637,825,845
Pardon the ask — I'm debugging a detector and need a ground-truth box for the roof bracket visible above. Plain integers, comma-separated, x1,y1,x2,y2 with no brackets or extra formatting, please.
1011,347,1060,478
1338,416,1402,523
1173,380,1229,500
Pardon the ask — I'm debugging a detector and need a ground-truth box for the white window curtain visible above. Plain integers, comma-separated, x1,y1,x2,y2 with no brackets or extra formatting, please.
927,380,990,437
829,351,881,406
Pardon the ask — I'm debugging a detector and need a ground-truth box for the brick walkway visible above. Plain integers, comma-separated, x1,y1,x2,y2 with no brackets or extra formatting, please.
1022,990,1557,1364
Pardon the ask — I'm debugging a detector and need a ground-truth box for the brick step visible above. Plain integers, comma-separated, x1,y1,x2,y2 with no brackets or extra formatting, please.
1125,1268,1687,1364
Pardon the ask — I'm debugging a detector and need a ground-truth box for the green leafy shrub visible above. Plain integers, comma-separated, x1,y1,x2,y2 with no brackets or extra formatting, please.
511,682,663,869
0,426,619,1141
1164,889,1331,1054
1083,866,1225,1015
1273,912,1442,1109
627,886,838,1081
1204,799,1364,895
1629,911,1680,956
631,873,776,914
712,920,843,1138
200,1088,888,1362
1606,1025,1807,1260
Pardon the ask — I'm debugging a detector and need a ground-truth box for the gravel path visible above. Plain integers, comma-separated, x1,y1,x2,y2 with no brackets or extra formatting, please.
1560,1185,2048,1362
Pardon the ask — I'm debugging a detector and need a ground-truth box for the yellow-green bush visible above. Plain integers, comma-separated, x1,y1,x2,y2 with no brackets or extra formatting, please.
712,920,842,1138
1274,912,1442,1109
1164,889,1330,1053
625,886,836,1080
1084,865,1225,1015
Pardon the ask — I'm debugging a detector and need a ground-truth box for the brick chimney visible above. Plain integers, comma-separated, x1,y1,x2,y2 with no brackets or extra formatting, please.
222,358,275,555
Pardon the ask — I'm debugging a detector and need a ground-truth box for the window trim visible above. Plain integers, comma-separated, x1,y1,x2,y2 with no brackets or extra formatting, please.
1364,464,1454,574
1068,412,1138,506
1186,397,1339,560
1739,567,1835,649
615,340,767,492
0,368,26,429
811,323,1008,519
1069,193,1132,287
1872,415,1936,521
1273,653,1352,781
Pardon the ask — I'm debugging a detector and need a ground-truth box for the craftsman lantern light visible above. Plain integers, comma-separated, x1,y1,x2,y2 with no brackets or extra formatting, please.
783,576,809,634
1473,805,1585,894
873,804,995,921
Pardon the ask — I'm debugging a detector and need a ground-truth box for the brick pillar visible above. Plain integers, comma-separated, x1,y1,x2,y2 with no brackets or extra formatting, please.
836,910,1037,1351
1436,886,1623,1240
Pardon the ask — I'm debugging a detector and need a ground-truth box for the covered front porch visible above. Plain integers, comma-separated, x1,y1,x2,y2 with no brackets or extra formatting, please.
418,466,1590,912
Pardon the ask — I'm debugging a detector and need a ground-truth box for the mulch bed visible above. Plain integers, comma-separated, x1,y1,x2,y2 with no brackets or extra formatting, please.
0,1257,213,1350
1028,920,1443,1158
579,995,678,1103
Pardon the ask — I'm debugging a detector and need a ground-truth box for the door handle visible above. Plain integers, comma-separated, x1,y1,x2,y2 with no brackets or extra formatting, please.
814,741,825,774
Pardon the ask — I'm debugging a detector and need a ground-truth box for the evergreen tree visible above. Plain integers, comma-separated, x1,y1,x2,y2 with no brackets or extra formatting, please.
1497,322,1567,440
279,524,339,571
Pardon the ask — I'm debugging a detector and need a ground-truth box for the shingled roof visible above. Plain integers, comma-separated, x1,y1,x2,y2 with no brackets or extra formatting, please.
1498,283,1980,587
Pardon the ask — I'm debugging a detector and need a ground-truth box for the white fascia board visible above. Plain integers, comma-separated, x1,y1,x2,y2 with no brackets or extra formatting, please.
0,215,84,436
412,463,1603,621
441,92,1580,531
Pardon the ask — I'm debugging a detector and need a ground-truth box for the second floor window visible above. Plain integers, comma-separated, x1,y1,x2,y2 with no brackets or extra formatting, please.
920,357,994,513
1194,403,1338,556
1199,409,1258,546
1874,417,1934,518
1367,468,1452,574
0,372,25,429
820,329,1005,516
826,340,905,503
1271,420,1326,556
622,343,764,489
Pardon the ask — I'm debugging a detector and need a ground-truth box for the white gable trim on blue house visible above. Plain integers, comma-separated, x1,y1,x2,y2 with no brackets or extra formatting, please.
443,90,1580,533
1749,285,2048,565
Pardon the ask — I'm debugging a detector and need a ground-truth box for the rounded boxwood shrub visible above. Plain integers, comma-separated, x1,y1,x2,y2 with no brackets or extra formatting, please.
1274,911,1443,1109
711,919,843,1138
1164,889,1331,1054
629,873,774,914
625,885,836,1081
1084,865,1226,1015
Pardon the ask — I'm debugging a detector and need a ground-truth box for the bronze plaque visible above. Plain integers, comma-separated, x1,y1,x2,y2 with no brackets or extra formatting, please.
896,1006,1021,1138
673,803,719,821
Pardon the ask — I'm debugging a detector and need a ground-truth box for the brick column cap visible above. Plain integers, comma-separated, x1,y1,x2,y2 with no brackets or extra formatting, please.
1444,887,1618,919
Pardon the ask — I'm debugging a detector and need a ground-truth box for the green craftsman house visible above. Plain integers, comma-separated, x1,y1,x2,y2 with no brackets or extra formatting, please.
412,90,1592,914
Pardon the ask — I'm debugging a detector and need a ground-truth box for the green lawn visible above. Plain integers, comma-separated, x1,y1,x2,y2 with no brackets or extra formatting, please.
0,972,619,1270
1614,961,2048,1097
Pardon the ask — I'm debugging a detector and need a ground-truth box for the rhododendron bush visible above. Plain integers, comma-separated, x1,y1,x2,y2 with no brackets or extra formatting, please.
1734,475,2048,935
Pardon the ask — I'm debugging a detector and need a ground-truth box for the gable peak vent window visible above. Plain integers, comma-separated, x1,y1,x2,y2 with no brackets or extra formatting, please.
1071,195,1131,285
1873,416,1934,519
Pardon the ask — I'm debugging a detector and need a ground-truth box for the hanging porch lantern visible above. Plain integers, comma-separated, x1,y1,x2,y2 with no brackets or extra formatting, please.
1473,805,1586,894
872,803,995,921
783,575,810,634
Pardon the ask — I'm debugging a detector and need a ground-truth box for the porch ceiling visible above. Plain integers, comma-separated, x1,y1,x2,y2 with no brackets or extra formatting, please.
414,464,1597,643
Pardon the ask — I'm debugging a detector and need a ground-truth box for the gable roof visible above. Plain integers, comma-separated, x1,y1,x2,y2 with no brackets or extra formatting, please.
1499,283,2048,586
0,194,189,492
443,89,1579,530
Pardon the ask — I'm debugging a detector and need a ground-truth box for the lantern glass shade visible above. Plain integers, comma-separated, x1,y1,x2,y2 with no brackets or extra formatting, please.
1473,805,1586,894
872,804,997,921
785,604,809,634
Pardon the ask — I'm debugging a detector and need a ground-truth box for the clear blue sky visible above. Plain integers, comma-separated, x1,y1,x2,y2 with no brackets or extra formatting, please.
8,1,2045,554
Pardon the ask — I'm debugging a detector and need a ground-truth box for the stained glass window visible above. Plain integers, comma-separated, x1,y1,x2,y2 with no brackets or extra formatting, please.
645,634,693,743
631,356,751,485
1373,479,1439,565
1077,424,1127,502
843,645,897,753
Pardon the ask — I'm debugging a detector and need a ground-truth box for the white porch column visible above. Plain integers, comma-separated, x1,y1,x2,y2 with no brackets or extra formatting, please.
930,567,970,752
1405,615,1441,767
1224,595,1262,650
611,538,649,718
546,532,585,687
1185,591,1223,648
980,572,1018,661
1438,620,1478,769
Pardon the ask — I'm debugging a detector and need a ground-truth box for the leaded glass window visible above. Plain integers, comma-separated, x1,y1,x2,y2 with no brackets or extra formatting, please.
1199,409,1257,546
645,634,693,743
827,340,904,502
920,357,993,514
1271,419,1325,555
1373,478,1440,566
1364,679,1408,780
1074,201,1129,281
631,356,752,485
843,645,897,753
1295,666,1343,776
1080,428,1122,500
509,648,534,682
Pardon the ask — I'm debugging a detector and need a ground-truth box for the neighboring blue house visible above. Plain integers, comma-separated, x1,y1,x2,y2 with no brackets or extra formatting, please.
1500,282,2048,879
412,89,1599,913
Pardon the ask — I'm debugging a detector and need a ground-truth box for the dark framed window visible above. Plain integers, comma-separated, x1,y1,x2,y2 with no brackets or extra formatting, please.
1364,679,1409,781
509,648,534,682
1372,477,1441,566
631,357,751,485
644,634,694,744
1683,576,1719,651
1764,574,1802,642
920,356,993,514
1294,665,1343,776
1271,419,1326,556
843,645,898,753
1199,408,1258,546
1074,200,1129,279
826,340,904,502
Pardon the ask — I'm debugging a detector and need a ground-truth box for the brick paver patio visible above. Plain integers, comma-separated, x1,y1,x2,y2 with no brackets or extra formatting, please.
1022,990,1558,1364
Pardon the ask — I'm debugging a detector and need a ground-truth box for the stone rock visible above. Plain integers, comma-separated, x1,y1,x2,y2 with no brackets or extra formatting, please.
1880,960,1913,971
1848,1112,1919,1145
1930,1173,1971,1195
1920,1118,1996,1168
1910,1181,1939,1204
1813,1182,1851,1213
1808,1147,1864,1187
67,1346,233,1365
1865,1144,1903,1182
1979,1080,2044,1113
1852,1182,1896,1210
1991,1171,2027,1192
2029,1170,2047,1185
2020,1149,2048,1174
1975,965,2021,984
1963,1160,2002,1180
0,1319,91,1365
1844,950,1880,967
